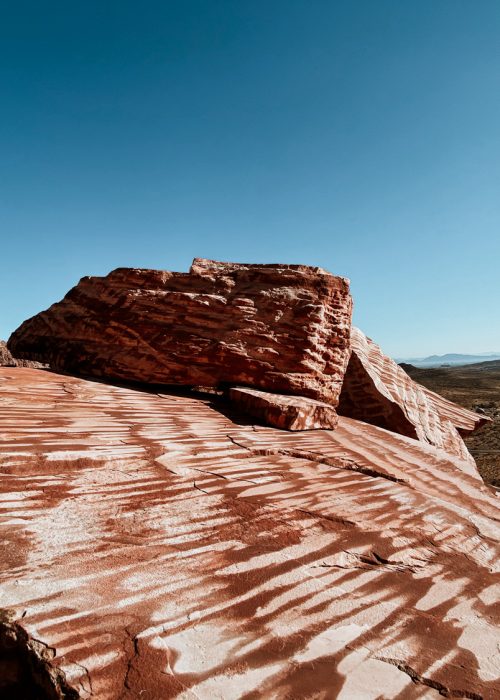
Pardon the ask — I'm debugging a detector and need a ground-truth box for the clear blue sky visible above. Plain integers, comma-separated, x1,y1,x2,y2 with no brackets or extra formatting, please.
1,1,499,357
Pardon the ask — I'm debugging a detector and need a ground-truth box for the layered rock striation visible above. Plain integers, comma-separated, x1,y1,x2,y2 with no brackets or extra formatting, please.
229,386,338,430
0,367,498,699
7,259,488,470
2,258,497,698
338,327,489,470
8,259,352,407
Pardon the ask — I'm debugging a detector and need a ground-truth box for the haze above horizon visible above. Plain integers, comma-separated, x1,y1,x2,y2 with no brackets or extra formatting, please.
1,1,499,357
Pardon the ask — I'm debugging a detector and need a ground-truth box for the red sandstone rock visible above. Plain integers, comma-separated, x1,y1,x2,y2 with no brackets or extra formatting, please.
8,259,352,407
0,367,498,699
420,383,489,434
338,327,489,470
229,386,338,430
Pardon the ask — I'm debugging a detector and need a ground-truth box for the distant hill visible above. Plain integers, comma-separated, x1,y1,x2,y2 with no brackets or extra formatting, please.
396,352,500,368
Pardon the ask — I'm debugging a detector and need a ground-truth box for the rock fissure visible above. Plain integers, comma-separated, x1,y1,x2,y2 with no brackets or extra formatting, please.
119,628,140,699
374,656,484,700
227,433,408,486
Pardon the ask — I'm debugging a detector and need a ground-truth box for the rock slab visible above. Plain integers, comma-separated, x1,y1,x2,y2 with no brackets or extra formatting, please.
229,386,338,430
0,367,498,699
8,259,352,406
338,327,489,470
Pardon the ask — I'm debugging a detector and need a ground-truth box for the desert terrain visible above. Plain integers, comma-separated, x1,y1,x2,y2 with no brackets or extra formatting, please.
1,260,498,699
404,360,500,488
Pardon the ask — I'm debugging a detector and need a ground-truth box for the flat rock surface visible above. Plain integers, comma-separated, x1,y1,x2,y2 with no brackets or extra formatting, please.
229,387,338,430
8,259,352,406
1,368,499,699
339,328,488,472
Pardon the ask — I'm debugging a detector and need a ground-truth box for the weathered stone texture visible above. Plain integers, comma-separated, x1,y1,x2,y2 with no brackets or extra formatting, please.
0,367,498,699
338,327,488,470
229,386,338,430
8,259,352,406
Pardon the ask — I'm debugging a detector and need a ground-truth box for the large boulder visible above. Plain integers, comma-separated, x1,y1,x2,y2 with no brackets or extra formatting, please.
338,327,489,469
8,259,352,407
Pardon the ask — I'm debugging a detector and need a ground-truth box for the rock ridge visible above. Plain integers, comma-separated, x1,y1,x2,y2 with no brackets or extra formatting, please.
338,327,489,470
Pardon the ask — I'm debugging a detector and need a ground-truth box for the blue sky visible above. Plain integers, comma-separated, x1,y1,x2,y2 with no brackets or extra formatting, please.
1,1,499,357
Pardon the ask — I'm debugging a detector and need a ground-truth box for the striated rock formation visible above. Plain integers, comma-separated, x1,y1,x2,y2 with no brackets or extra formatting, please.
229,386,338,430
0,367,498,699
338,328,489,471
8,259,352,407
2,258,496,697
7,260,489,467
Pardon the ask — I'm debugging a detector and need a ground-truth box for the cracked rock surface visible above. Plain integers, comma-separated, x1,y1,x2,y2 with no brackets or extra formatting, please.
1,367,499,699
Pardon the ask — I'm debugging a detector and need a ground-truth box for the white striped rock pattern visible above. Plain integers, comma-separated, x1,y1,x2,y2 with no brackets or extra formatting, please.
1,367,498,699
338,327,489,471
229,386,338,430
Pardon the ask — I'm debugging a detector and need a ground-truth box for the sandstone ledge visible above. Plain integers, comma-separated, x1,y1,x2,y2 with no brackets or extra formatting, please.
229,386,339,430
0,340,47,369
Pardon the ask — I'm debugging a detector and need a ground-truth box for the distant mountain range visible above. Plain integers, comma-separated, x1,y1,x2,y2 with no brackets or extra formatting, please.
395,352,500,368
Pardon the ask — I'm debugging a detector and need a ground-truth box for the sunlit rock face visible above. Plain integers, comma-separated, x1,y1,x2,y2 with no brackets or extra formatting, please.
7,260,487,465
7,258,352,407
0,367,498,699
338,327,489,471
